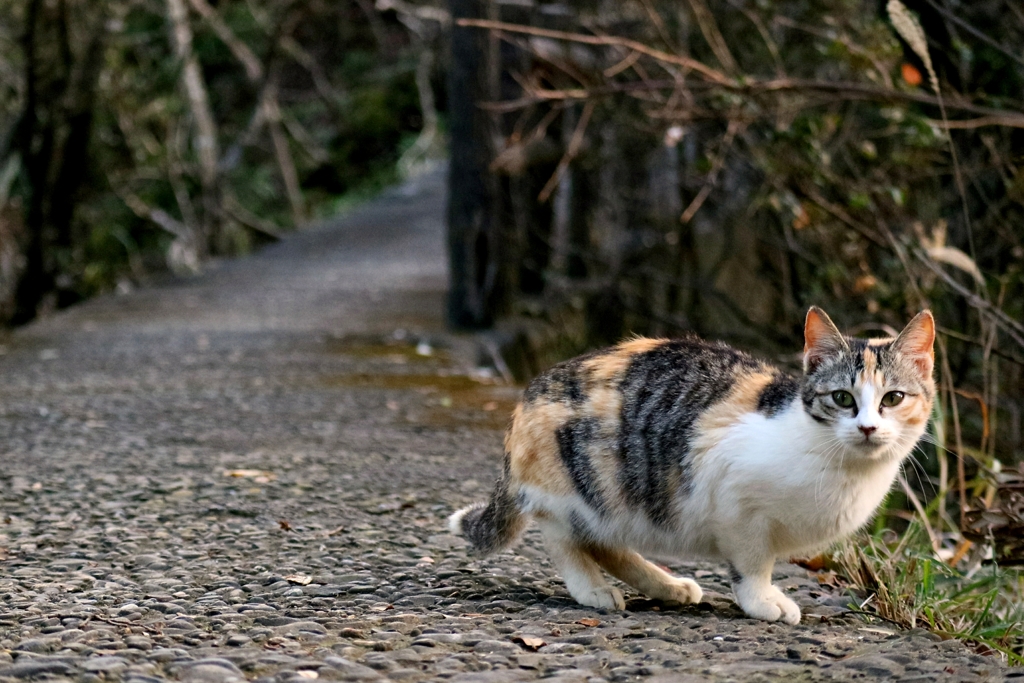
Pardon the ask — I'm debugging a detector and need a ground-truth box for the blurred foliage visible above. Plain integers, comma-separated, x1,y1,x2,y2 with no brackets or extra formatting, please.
0,0,444,322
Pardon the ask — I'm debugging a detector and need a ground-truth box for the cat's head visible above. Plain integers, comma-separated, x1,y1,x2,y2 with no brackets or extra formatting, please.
801,307,935,461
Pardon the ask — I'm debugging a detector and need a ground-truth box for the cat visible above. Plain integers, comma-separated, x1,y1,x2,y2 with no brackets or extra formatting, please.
449,307,935,624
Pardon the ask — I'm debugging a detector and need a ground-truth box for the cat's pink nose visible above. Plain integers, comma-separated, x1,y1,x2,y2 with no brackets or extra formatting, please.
858,425,877,437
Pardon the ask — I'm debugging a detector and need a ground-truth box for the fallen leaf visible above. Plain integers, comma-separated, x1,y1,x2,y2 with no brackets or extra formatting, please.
576,618,600,627
791,555,829,572
859,627,895,636
513,635,546,651
284,574,312,585
278,519,292,531
815,571,840,587
224,469,276,480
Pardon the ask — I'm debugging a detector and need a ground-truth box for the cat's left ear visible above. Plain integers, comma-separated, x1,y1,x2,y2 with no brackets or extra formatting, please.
890,310,935,377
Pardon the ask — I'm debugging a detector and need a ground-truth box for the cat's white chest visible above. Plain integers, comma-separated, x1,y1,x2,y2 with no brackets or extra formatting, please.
705,404,905,556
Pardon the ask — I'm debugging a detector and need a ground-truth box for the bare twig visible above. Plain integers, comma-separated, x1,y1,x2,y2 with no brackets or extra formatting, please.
478,73,1024,125
915,250,1024,350
772,15,893,88
261,79,305,225
899,473,940,551
166,0,220,252
686,0,738,74
278,36,347,105
638,0,675,51
118,190,189,240
222,193,281,240
538,100,595,203
728,0,785,78
398,47,440,176
795,184,889,248
927,115,1024,130
938,325,1024,366
922,0,1024,68
455,18,732,85
680,120,741,223
187,0,263,83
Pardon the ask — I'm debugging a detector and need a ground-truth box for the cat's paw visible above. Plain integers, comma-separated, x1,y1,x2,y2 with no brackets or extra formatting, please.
657,576,703,605
573,585,625,610
737,587,801,625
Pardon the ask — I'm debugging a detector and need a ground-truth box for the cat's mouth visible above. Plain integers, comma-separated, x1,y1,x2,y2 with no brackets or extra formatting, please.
848,433,889,455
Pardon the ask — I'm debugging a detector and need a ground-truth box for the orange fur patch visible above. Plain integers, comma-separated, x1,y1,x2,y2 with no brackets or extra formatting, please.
506,401,575,495
583,338,665,384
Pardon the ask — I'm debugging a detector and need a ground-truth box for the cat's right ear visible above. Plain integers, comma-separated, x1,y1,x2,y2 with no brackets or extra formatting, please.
803,306,848,374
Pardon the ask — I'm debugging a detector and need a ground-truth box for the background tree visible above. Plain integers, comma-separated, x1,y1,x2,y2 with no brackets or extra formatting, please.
0,0,447,325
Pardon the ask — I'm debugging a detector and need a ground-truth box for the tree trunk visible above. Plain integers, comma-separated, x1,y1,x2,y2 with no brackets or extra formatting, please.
166,0,220,257
446,0,502,329
12,0,106,324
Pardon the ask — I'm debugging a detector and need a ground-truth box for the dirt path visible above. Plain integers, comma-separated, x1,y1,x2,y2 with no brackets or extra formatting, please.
0,169,1011,683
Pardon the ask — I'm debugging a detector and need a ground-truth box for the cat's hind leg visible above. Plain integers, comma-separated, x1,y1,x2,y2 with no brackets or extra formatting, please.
538,521,625,610
590,547,703,605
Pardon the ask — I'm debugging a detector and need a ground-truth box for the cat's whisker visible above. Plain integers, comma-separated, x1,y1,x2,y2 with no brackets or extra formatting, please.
817,437,852,507
815,438,846,504
902,449,938,498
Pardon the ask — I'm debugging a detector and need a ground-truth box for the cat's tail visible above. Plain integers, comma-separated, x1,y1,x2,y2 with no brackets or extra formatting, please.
448,454,526,554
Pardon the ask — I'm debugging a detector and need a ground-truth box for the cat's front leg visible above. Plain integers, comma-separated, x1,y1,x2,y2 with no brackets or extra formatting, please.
728,555,801,625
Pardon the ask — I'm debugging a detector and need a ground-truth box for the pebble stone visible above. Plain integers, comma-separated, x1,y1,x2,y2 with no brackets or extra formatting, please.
0,169,1015,682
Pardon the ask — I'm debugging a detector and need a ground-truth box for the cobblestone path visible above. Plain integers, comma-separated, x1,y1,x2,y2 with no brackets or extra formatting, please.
0,170,1013,682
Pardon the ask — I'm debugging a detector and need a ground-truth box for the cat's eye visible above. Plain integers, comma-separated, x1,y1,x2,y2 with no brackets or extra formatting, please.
831,390,855,408
881,391,905,408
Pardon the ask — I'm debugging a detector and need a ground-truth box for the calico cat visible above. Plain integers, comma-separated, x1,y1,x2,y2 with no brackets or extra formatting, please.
449,307,935,624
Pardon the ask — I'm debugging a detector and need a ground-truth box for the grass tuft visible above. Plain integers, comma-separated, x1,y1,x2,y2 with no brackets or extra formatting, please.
834,524,1024,664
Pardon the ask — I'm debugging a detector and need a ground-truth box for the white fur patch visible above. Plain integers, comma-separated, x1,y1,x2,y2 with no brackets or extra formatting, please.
447,504,481,536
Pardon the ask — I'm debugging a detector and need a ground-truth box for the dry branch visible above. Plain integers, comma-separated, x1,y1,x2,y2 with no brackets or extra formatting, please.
537,100,595,203
455,18,731,85
680,120,741,223
188,0,263,83
166,0,220,252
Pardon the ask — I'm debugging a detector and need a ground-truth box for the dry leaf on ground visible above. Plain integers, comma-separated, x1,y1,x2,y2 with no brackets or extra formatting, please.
223,469,276,483
513,635,546,651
